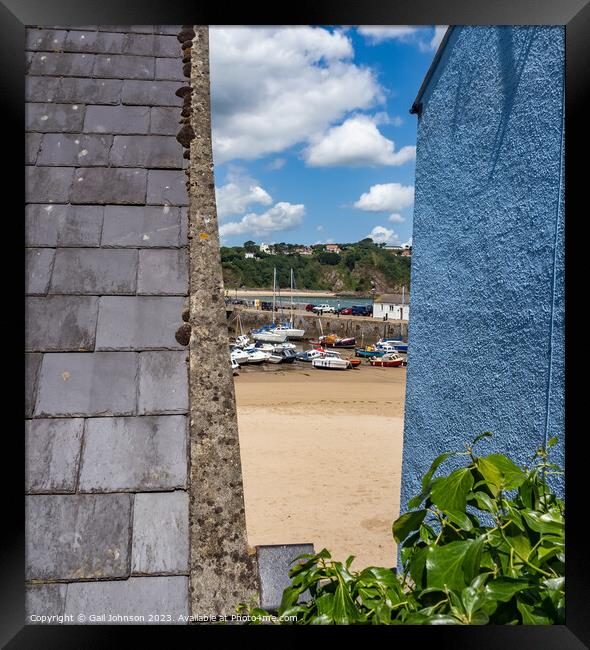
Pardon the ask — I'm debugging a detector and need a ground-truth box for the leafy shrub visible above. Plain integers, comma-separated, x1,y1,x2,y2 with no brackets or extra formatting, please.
237,433,564,624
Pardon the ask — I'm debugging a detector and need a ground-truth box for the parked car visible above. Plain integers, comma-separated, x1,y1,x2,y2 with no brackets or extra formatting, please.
305,303,316,311
313,304,336,314
339,307,353,315
351,305,368,316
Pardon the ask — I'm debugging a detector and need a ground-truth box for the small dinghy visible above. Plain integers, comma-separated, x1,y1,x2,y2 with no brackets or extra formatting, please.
355,345,384,358
296,349,324,362
318,334,356,349
370,352,404,367
267,348,298,364
376,339,408,353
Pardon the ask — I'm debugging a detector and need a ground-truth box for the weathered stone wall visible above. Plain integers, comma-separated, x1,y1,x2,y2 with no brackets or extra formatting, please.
25,25,192,622
401,27,565,520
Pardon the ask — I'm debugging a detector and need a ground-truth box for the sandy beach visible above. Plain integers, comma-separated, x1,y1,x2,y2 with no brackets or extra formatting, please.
234,362,406,570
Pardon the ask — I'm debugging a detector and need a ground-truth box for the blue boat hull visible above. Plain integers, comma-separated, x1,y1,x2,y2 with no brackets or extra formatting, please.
355,348,384,358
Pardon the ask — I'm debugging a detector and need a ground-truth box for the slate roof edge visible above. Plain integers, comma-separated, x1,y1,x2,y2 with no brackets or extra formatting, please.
410,26,455,116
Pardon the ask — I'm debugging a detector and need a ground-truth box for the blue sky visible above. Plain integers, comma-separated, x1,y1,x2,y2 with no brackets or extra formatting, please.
209,26,445,247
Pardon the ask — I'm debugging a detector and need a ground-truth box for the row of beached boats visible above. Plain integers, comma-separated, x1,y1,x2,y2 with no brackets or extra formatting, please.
230,333,408,374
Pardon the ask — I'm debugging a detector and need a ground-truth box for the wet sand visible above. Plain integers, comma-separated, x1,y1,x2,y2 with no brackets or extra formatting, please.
234,362,406,569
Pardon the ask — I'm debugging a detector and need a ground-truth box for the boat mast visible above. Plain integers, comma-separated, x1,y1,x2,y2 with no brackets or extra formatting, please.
272,266,277,325
290,268,294,326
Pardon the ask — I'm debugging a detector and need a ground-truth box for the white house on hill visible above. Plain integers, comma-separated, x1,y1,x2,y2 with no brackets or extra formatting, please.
372,293,410,321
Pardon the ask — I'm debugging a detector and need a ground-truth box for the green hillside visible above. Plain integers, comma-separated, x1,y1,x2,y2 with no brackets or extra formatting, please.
220,239,411,294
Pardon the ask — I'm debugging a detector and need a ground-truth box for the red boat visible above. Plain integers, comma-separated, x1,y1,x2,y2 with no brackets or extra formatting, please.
370,352,404,367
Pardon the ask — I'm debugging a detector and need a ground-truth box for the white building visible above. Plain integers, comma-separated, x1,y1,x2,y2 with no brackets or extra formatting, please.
244,252,255,259
372,293,410,321
259,243,273,254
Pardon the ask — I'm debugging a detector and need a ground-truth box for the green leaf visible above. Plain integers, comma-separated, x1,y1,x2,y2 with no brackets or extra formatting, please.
421,451,457,491
431,468,474,514
424,614,462,625
445,509,474,531
477,454,526,492
522,509,563,535
309,614,332,625
517,600,552,625
345,555,355,570
392,509,427,543
484,578,531,602
462,536,485,584
425,541,472,591
461,586,486,619
547,436,558,448
332,581,360,624
470,490,498,513
314,592,334,619
472,431,493,446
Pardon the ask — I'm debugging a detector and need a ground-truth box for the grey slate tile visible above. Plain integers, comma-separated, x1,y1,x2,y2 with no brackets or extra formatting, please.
101,205,180,247
26,103,85,133
50,249,138,294
34,352,138,417
138,351,188,414
138,249,188,295
154,35,180,58
25,248,55,295
93,54,155,80
257,544,315,611
26,29,67,52
154,26,181,35
70,168,147,204
26,584,67,623
25,204,59,247
147,169,188,206
25,166,74,203
131,491,189,574
83,105,150,135
122,79,182,106
95,296,185,350
79,415,187,491
26,132,42,164
25,494,133,580
179,207,188,246
155,57,184,81
29,52,95,77
25,353,42,417
57,77,122,104
25,418,84,492
25,76,60,102
25,296,99,351
63,30,124,54
57,205,104,246
64,576,188,624
150,106,179,135
109,135,183,168
99,25,154,33
26,204,103,247
38,133,112,166
121,33,155,56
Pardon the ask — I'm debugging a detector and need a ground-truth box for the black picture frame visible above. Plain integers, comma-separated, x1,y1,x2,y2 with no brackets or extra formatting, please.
5,1,588,646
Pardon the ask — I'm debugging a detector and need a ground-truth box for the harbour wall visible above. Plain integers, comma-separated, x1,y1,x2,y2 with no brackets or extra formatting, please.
227,308,408,344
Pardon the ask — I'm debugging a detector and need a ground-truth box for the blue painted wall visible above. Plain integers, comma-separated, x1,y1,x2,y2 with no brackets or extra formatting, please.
401,26,565,516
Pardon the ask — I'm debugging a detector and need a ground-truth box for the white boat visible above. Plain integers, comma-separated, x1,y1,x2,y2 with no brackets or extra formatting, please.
312,357,351,371
243,349,269,364
267,348,298,364
252,329,288,343
271,323,305,340
231,348,250,365
235,334,252,348
296,349,324,362
231,357,240,375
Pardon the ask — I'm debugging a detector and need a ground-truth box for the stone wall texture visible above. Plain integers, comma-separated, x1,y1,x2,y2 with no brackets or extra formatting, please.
401,27,565,518
25,25,191,623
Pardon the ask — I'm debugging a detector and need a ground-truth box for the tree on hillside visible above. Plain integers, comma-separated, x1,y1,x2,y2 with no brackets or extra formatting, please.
243,240,257,252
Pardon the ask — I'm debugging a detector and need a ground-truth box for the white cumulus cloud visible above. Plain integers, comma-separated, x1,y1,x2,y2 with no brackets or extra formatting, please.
304,114,416,167
367,225,399,244
209,27,384,163
359,25,448,52
388,213,405,223
219,202,305,238
354,182,415,212
216,173,272,220
357,26,422,44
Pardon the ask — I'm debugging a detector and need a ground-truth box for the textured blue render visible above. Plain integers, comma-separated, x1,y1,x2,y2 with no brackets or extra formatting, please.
400,26,565,518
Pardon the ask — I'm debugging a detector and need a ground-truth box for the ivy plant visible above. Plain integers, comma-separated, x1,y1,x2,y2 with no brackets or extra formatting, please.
236,433,564,624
